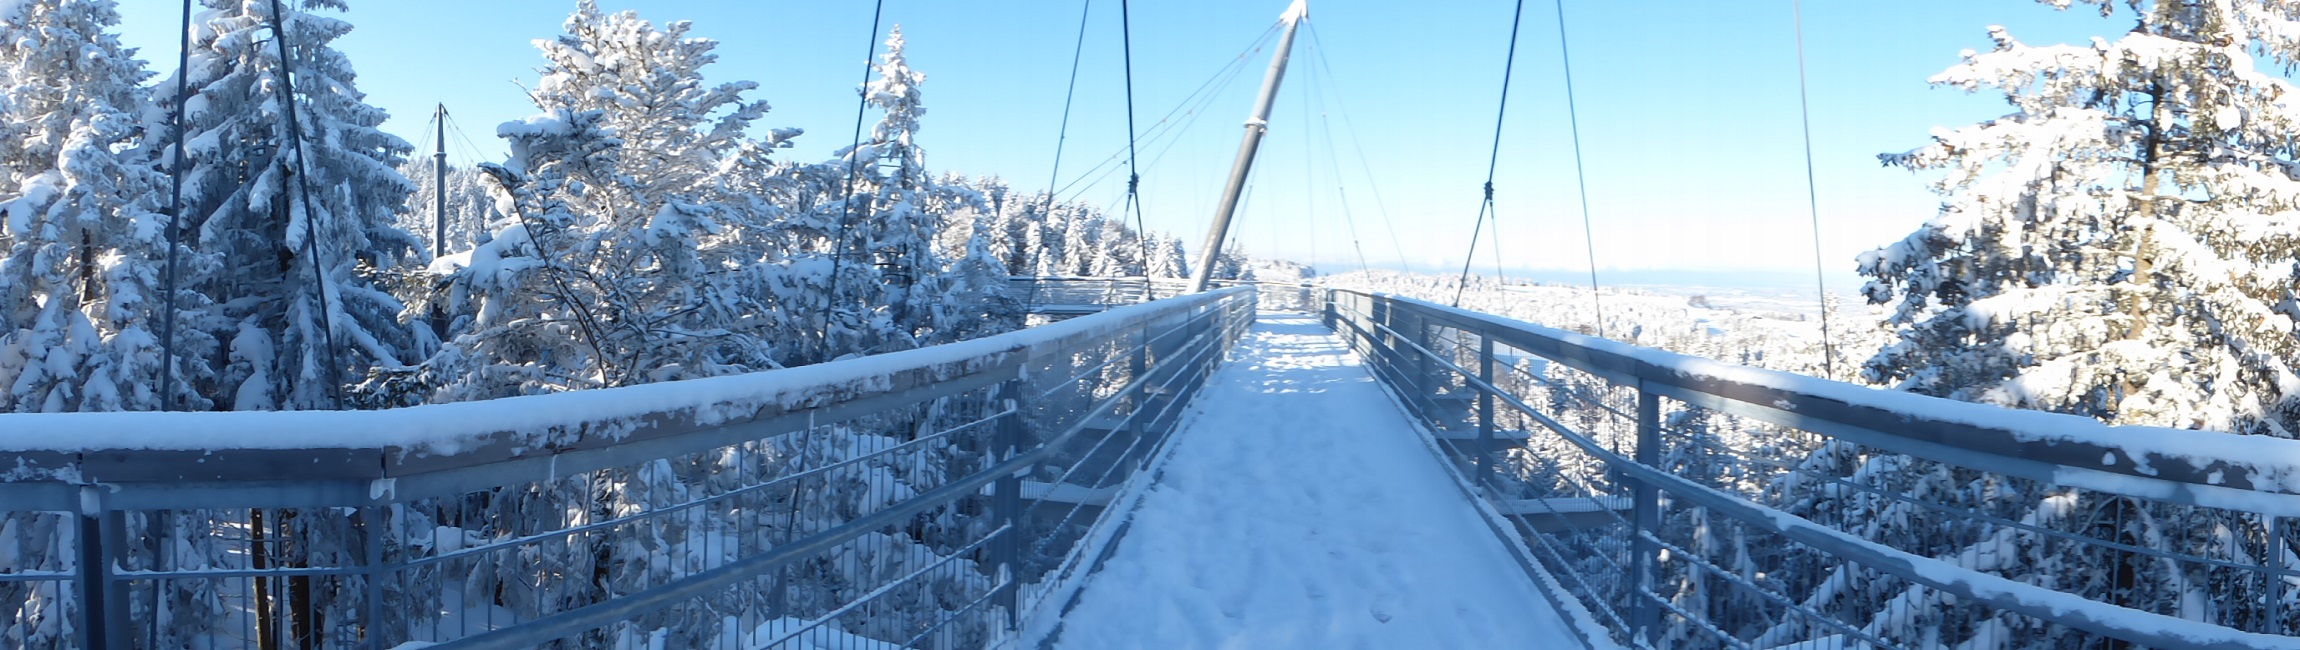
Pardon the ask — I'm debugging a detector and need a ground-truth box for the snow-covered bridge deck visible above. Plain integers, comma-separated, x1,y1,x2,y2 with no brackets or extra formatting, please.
1038,315,1580,648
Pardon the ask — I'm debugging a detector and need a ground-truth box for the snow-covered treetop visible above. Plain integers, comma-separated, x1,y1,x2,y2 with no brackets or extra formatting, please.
1862,0,2300,435
528,0,765,195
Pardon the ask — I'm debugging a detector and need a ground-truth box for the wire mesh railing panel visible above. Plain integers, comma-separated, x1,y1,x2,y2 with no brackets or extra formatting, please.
0,505,82,650
1328,289,2300,650
0,287,1257,650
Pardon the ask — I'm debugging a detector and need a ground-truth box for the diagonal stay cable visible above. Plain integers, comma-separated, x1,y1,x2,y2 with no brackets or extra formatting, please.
265,0,347,408
825,0,888,345
1553,0,1606,337
1791,0,1837,380
1120,0,1152,280
1453,0,1528,308
156,0,195,411
1026,0,1094,304
1305,23,1409,272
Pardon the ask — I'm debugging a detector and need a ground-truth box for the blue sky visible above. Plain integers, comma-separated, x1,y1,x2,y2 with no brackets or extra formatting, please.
114,1,2124,291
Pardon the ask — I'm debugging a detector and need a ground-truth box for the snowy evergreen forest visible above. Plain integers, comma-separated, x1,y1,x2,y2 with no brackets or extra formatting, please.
0,0,1216,416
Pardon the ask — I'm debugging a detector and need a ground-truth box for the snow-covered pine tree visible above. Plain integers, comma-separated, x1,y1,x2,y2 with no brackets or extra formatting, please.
1213,242,1255,282
1148,234,1191,280
1019,194,1063,276
1056,208,1102,277
163,0,420,411
1841,1,2300,642
971,175,1026,272
430,0,789,398
834,24,951,353
1089,215,1140,278
531,0,764,202
0,0,207,414
1862,0,2300,434
939,218,1018,342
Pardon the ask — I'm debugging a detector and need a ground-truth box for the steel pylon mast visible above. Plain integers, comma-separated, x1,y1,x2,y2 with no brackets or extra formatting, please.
1189,0,1308,292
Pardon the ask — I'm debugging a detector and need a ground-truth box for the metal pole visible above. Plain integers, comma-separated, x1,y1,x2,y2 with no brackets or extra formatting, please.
990,377,1026,630
430,104,449,339
2273,517,2288,632
75,487,108,650
1189,0,1308,292
1129,330,1151,466
1631,386,1662,643
156,0,195,412
432,104,447,261
101,509,127,650
361,505,387,650
1477,334,1495,491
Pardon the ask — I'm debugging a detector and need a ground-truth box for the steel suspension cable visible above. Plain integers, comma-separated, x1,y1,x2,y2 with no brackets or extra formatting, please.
1452,0,1528,308
826,0,888,335
1304,23,1408,271
411,109,441,250
266,0,347,408
1119,0,1152,279
1127,55,1258,189
1305,55,1369,274
1026,0,1094,304
1553,0,1606,337
1053,26,1275,203
1792,0,1838,380
156,0,194,411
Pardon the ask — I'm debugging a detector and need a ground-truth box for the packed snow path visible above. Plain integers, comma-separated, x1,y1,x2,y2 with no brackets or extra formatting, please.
1049,315,1576,649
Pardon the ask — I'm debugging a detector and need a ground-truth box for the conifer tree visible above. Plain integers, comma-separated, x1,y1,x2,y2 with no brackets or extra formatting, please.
162,0,420,411
0,0,194,413
836,24,949,352
1840,2,2300,642
1862,0,2300,435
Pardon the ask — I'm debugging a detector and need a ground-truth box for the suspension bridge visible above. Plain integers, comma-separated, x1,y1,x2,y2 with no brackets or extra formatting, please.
8,0,2300,649
4,280,2299,649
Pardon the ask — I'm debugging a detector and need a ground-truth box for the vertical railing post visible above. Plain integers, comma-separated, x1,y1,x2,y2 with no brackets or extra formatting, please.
1374,297,1392,364
2272,517,2288,633
1477,334,1496,492
1630,386,1663,643
1413,314,1433,392
990,375,1027,630
1128,327,1151,469
101,509,126,646
75,485,109,650
361,503,388,649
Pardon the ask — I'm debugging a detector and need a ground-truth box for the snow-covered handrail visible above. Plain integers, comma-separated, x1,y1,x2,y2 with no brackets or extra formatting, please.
0,286,1258,649
1356,290,2300,511
0,288,1246,468
1326,288,2300,650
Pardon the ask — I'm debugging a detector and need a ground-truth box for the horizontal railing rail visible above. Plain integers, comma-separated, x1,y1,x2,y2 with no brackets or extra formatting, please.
0,287,1256,649
1006,276,1317,316
1327,288,2300,649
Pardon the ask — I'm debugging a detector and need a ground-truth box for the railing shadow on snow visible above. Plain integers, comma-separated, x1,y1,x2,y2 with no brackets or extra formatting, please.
1327,288,2300,650
0,287,1255,650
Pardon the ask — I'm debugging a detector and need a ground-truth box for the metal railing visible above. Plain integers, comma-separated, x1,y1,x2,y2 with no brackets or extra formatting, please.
0,287,1255,649
1326,289,2300,650
1007,277,1315,316
1006,277,1188,316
